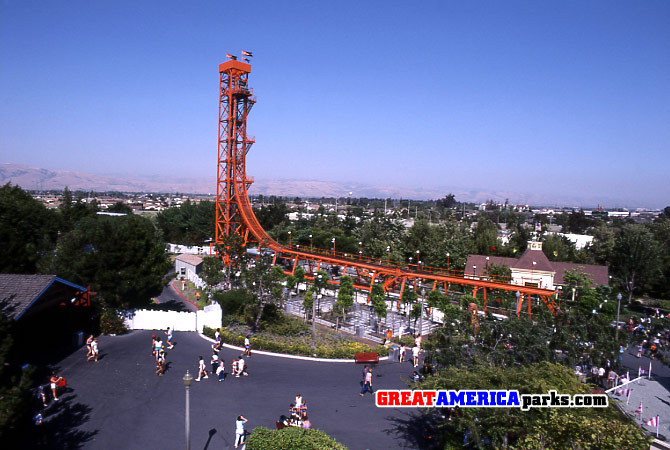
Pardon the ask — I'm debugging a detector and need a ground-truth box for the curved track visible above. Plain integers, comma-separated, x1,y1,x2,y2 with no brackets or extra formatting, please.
216,58,559,318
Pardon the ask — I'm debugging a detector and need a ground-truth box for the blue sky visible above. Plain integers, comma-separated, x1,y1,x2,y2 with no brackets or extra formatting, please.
1,1,669,207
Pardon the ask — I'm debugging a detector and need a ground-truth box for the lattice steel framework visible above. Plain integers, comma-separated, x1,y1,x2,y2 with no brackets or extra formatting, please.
213,57,560,318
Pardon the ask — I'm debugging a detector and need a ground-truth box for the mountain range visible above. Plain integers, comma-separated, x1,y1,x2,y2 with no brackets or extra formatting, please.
0,162,628,208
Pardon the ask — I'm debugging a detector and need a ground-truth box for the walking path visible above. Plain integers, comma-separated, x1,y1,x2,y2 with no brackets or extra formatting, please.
47,330,425,450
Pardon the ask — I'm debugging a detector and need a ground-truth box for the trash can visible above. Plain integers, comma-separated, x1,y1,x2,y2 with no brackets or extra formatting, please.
73,331,84,348
356,326,364,338
388,345,400,362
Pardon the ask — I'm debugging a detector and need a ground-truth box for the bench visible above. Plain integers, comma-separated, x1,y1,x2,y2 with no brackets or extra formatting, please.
354,352,379,364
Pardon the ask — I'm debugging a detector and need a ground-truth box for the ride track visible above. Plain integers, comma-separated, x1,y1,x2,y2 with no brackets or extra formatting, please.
213,57,559,319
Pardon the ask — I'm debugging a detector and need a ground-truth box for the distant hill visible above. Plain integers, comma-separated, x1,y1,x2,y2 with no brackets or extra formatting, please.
0,162,623,207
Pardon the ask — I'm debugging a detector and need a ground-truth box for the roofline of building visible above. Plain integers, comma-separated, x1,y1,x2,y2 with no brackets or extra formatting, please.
16,276,88,320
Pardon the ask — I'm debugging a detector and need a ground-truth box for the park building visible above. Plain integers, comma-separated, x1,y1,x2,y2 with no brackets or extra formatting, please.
465,241,609,291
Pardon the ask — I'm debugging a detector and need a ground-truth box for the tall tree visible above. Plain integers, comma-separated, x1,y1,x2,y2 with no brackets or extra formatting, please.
612,224,660,304
0,183,59,274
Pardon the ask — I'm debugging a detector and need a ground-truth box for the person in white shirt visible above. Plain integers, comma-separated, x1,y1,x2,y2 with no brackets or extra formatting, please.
196,356,208,381
216,360,226,382
244,336,251,357
237,356,246,376
234,415,247,448
210,353,219,374
412,345,420,368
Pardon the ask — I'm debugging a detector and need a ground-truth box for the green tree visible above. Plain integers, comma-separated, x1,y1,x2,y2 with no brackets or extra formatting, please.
585,223,616,265
542,233,578,262
155,200,215,245
201,255,224,291
0,183,59,273
370,283,387,326
612,224,660,304
242,256,286,331
335,275,354,324
106,201,133,214
50,214,171,310
401,286,418,331
302,287,314,321
419,361,649,450
0,310,34,443
473,217,500,255
294,266,306,292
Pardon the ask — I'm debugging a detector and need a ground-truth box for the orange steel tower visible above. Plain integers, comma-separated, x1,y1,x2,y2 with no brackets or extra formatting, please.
212,56,560,319
215,59,256,246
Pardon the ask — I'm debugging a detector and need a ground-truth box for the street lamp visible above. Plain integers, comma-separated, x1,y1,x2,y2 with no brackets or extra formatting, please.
419,288,426,336
446,252,450,273
331,237,336,254
309,234,313,252
288,231,292,247
485,256,490,279
473,265,477,278
616,293,622,342
386,246,390,263
359,241,362,259
182,370,194,450
416,250,420,266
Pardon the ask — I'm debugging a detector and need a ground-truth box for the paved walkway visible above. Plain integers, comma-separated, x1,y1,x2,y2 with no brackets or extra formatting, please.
607,348,670,440
45,330,427,450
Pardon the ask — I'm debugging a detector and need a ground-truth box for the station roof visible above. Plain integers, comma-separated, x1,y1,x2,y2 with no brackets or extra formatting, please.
0,274,87,320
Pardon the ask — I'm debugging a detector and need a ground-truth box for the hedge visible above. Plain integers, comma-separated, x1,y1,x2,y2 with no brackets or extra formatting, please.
203,326,387,359
246,426,348,450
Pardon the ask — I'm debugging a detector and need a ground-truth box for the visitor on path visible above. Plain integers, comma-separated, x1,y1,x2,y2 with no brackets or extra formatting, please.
412,345,420,368
399,345,406,363
211,353,219,374
234,415,248,448
151,334,157,356
155,337,163,359
238,356,247,376
217,360,226,381
86,335,94,359
196,356,208,381
361,364,368,384
50,373,63,401
637,344,643,358
165,327,174,349
244,336,251,357
36,384,47,407
87,338,99,362
301,414,311,429
156,350,165,376
360,367,373,396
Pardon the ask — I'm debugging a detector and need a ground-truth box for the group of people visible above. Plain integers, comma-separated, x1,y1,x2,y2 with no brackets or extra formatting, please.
152,328,174,376
85,335,99,362
398,335,423,368
278,393,311,429
198,353,248,382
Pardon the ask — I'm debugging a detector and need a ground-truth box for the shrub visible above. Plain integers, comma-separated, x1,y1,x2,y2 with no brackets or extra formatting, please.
202,326,386,359
100,310,128,335
246,426,348,450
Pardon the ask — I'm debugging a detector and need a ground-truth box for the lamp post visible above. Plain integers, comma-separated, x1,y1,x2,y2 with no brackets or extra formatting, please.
182,370,194,450
386,246,390,264
288,231,292,247
331,238,336,255
419,288,426,336
358,241,362,259
473,265,477,279
446,252,450,274
485,256,490,280
616,293,622,342
416,250,420,267
309,234,313,252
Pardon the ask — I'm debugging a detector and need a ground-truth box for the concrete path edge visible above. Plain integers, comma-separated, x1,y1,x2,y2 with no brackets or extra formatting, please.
198,332,390,363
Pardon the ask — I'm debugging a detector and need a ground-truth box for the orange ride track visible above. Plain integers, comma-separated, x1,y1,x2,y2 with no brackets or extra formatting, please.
214,58,559,318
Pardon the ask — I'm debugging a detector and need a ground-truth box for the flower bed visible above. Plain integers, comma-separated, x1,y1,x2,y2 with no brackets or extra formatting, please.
203,325,387,359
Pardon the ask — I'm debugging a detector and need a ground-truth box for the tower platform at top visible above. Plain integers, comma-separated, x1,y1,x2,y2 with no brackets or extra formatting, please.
219,60,251,73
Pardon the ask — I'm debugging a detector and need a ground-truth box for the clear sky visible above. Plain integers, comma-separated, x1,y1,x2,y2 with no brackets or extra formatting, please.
1,1,669,207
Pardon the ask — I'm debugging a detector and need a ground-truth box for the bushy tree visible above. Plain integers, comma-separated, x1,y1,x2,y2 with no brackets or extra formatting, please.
612,224,660,304
0,183,60,274
155,200,215,245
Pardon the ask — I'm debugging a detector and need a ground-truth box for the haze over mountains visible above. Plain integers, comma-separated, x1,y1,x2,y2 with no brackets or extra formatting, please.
0,163,648,208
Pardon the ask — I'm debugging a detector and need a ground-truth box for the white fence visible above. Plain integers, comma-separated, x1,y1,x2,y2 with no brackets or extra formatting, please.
123,303,222,333
166,243,213,256
186,269,206,290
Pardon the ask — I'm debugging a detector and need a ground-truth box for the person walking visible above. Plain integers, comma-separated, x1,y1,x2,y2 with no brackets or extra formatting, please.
165,327,174,349
217,359,226,382
399,344,406,363
196,356,208,381
244,336,251,357
156,350,165,376
360,367,373,396
211,353,219,374
85,335,94,360
412,345,420,368
234,415,248,448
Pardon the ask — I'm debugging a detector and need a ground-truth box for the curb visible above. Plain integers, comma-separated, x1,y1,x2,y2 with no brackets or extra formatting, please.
171,280,201,310
198,332,390,363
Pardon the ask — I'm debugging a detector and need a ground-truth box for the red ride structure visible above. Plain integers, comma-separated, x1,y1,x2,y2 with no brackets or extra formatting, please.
214,56,559,318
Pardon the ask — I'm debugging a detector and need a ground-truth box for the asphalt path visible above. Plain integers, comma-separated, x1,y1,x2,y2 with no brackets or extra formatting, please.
48,330,426,450
156,279,198,312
